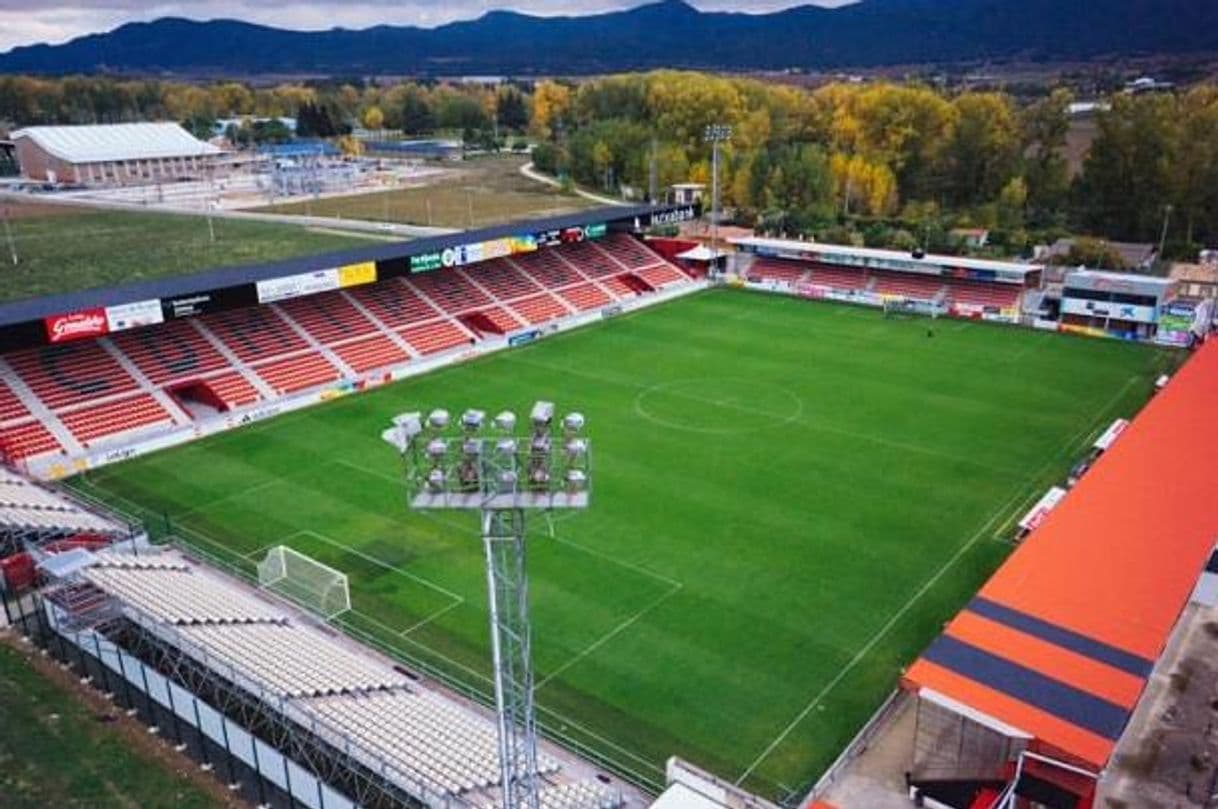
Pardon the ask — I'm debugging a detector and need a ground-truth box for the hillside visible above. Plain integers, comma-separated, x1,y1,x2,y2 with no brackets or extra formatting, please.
0,0,1215,76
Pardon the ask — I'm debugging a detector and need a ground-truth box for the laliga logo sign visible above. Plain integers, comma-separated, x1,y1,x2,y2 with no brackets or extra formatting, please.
45,309,109,343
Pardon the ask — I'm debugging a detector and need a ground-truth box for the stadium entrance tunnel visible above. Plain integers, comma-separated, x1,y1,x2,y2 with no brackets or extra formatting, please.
618,273,655,295
633,377,803,434
168,380,230,418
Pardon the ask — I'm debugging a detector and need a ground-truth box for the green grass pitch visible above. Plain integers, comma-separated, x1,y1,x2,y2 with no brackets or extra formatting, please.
73,290,1177,800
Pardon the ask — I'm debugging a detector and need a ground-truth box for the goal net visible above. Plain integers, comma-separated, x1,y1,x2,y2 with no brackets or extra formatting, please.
883,297,944,320
256,546,351,619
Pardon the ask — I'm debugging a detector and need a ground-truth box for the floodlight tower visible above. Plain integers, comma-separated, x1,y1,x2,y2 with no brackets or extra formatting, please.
383,403,590,809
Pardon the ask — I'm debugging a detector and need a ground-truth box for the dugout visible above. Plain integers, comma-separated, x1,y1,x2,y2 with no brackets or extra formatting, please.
903,339,1218,808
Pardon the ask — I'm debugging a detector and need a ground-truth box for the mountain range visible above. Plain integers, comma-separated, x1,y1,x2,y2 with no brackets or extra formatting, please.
0,0,1215,76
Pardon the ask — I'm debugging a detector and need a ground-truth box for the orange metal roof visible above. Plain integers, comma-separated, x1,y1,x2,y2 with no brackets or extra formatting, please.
905,339,1218,768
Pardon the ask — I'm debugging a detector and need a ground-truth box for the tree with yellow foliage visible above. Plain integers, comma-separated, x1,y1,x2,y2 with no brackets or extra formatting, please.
531,80,573,137
361,105,385,133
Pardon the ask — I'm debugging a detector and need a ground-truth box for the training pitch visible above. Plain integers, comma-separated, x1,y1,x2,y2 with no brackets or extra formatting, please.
75,290,1177,800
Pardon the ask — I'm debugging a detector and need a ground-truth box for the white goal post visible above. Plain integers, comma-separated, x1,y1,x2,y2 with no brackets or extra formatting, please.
882,296,944,320
256,545,351,619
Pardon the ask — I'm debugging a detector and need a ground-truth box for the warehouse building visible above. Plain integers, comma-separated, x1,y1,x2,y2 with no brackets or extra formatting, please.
10,122,222,186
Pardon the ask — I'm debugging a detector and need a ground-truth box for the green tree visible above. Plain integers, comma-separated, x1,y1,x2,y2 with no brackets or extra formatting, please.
1021,88,1073,226
946,93,1022,206
1073,94,1177,241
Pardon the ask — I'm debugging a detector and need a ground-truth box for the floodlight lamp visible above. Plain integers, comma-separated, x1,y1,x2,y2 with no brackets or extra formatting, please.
495,411,517,433
531,401,555,428
562,412,585,435
380,427,410,453
531,434,552,455
427,409,450,431
565,469,587,493
426,438,448,461
496,438,518,457
497,470,518,494
462,438,482,458
461,409,486,433
393,412,423,440
426,468,446,492
459,460,480,490
529,466,551,489
565,438,588,462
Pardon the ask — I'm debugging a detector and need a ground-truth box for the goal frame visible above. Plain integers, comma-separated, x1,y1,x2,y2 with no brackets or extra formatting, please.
256,545,351,619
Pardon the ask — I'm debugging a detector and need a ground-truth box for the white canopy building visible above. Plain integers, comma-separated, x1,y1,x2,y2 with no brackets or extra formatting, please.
11,122,222,186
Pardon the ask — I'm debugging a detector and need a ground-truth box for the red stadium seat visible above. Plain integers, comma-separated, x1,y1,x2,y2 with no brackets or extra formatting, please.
332,335,410,373
346,280,443,329
277,291,378,345
558,283,613,312
399,321,474,356
201,306,308,364
110,320,230,385
58,393,174,447
5,341,140,411
250,353,342,396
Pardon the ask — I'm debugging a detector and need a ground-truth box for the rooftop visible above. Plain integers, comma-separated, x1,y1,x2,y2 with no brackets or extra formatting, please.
905,340,1218,768
11,122,221,164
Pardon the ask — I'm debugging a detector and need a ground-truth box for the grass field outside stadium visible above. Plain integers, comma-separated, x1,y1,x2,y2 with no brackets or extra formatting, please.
0,200,370,304
72,290,1180,800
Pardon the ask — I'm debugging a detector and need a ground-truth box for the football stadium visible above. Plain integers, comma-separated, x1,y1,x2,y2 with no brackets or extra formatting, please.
0,193,1215,809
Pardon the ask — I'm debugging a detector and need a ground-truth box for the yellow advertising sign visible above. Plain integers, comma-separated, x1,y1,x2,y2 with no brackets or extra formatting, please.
338,262,378,288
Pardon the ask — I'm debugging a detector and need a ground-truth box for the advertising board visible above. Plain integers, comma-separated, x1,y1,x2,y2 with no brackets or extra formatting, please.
410,252,444,273
338,262,377,288
256,269,340,303
104,299,165,332
1018,486,1068,534
44,308,109,343
1060,297,1158,324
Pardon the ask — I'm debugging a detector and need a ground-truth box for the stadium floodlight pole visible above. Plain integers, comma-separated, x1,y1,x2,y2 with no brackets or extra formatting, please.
383,404,591,809
704,124,732,270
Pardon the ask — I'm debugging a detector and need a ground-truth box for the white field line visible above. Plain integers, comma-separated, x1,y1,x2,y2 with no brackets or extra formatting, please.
288,527,465,603
537,582,683,690
346,598,664,774
549,533,685,590
987,374,1140,542
506,354,1027,479
734,483,1027,785
169,476,284,520
242,542,277,561
397,600,466,636
736,376,1142,783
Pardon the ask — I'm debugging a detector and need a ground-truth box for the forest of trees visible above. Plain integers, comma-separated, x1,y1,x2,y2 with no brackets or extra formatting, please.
528,72,1218,257
1,72,1216,256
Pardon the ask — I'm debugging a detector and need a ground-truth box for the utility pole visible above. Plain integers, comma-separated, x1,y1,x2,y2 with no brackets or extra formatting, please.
1158,203,1174,263
704,124,732,269
649,137,658,204
2,205,17,266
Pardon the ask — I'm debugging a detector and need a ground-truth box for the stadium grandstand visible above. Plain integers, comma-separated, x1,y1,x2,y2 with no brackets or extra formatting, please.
731,237,1040,322
899,339,1218,809
0,204,702,478
3,544,638,809
10,122,223,186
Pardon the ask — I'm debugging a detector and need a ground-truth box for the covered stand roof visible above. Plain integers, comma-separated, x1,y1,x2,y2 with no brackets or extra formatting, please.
905,340,1218,768
11,122,221,164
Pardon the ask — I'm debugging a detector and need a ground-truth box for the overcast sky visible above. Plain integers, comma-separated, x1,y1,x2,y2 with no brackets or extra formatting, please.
0,1,854,53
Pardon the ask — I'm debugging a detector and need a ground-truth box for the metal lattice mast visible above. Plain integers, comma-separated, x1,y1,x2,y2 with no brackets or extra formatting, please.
384,403,589,809
482,508,540,809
